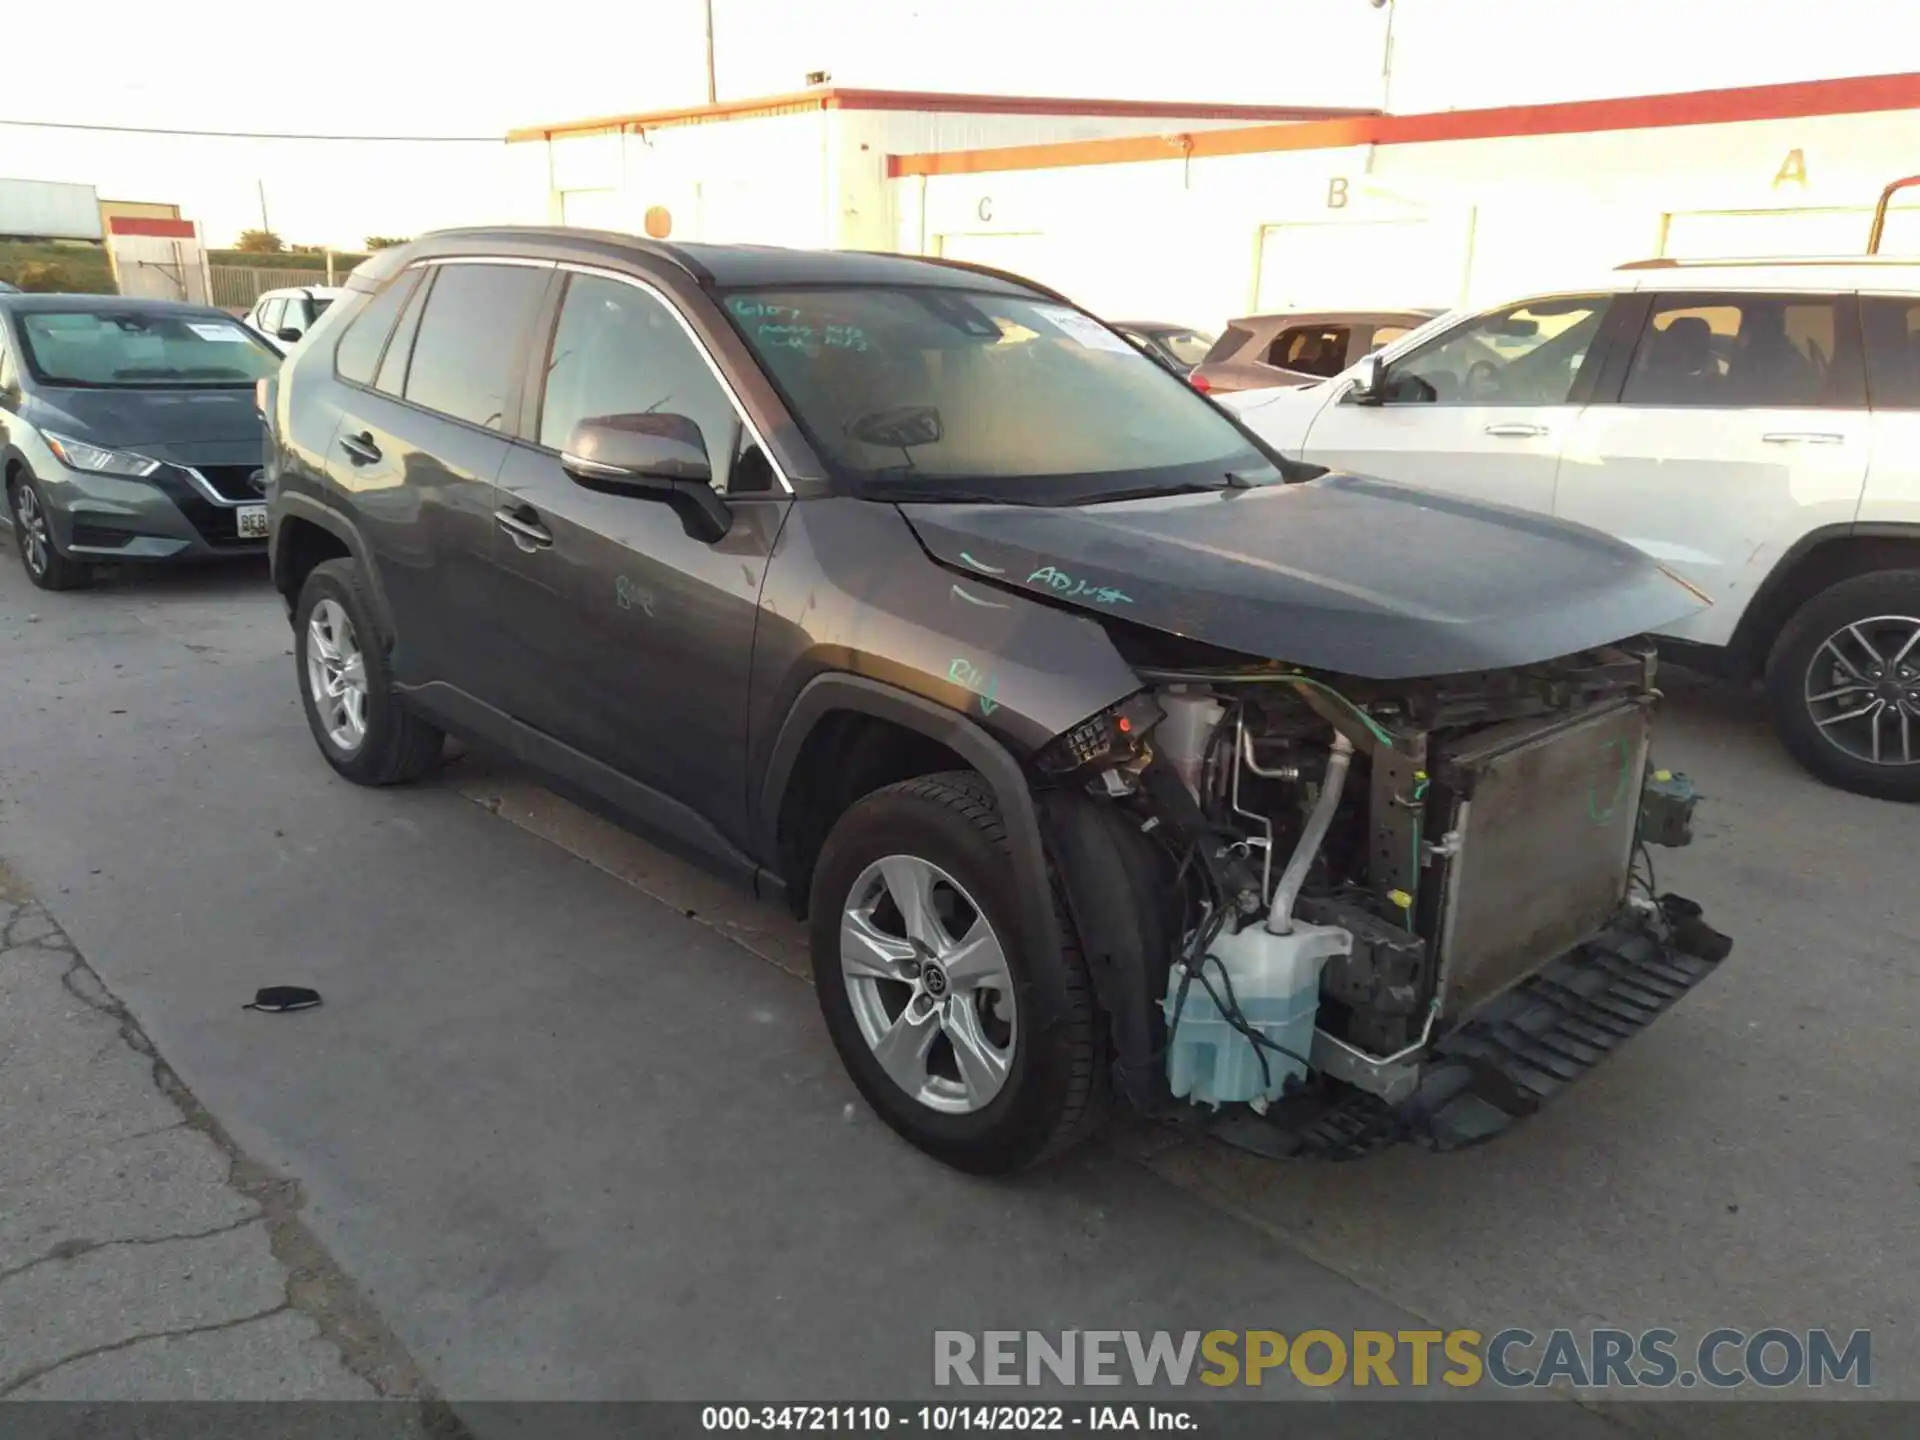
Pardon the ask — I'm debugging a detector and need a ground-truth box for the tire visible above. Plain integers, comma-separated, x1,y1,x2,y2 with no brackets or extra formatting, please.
1765,568,1920,802
293,557,444,786
8,472,89,591
809,771,1107,1174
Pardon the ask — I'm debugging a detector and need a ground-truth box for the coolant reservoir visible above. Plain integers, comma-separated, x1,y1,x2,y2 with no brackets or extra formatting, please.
1155,687,1224,799
1163,922,1351,1108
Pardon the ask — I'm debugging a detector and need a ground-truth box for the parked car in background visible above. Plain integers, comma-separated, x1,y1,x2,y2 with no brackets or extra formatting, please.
261,228,1724,1174
1112,320,1215,376
0,281,20,295
1190,309,1443,394
1,294,280,590
245,285,346,351
1223,258,1920,801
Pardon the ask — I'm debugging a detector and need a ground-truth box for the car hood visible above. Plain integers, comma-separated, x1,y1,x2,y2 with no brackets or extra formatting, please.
27,386,263,449
898,473,1708,680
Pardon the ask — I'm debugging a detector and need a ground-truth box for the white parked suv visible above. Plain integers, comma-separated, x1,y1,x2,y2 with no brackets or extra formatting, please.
243,285,346,351
1223,257,1920,802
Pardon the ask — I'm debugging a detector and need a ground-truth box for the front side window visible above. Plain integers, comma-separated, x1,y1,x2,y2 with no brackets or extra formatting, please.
1620,293,1857,409
1862,296,1920,410
403,263,550,430
1382,296,1608,406
538,273,745,492
17,309,281,388
721,285,1274,502
258,298,286,335
1270,325,1351,377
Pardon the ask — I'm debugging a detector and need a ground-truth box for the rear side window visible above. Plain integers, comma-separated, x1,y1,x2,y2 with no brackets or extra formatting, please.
1268,325,1351,377
333,271,422,386
374,271,432,397
1203,324,1254,364
1862,297,1920,409
1620,293,1862,409
404,263,549,429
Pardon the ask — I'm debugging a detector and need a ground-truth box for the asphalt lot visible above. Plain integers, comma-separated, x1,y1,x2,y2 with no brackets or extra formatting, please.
0,551,1913,1428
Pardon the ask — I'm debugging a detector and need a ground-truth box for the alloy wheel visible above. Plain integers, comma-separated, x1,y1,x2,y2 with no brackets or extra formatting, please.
1803,615,1920,767
839,854,1018,1115
305,598,369,752
13,484,49,578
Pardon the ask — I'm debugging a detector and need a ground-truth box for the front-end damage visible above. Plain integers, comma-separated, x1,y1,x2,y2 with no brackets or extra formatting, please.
1031,638,1732,1158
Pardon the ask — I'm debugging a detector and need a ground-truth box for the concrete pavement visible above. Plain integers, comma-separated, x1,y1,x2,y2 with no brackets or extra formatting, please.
0,551,1912,1424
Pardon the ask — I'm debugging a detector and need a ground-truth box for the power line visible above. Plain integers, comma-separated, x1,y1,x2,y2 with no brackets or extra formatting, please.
0,117,502,143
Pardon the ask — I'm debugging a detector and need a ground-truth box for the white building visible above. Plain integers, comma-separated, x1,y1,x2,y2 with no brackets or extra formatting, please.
506,86,1369,254
510,72,1920,333
893,71,1920,328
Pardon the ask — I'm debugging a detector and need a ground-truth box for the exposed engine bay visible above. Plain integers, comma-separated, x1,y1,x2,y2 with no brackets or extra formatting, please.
1035,639,1731,1158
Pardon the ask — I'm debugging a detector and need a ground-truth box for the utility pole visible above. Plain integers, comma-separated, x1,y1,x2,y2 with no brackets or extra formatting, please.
703,0,717,104
1376,0,1398,115
256,179,271,236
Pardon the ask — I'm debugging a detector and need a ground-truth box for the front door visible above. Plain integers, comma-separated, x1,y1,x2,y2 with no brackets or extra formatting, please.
1298,293,1614,514
490,269,789,852
1555,290,1871,647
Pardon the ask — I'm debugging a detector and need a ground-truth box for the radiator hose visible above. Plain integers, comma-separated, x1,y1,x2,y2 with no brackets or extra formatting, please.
1266,731,1355,935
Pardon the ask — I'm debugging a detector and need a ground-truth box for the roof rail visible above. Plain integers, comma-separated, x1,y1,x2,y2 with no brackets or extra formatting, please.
1615,254,1920,270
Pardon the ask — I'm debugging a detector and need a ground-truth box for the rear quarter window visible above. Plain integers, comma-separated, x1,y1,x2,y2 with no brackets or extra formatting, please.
333,271,422,386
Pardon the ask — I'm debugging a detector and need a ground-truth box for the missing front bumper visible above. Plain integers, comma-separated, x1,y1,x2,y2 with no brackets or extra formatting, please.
1187,895,1731,1160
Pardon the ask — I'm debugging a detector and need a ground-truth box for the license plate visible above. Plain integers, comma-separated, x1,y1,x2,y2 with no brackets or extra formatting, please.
236,505,268,539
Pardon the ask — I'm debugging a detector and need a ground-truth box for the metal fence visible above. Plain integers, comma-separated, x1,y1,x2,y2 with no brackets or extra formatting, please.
209,265,341,312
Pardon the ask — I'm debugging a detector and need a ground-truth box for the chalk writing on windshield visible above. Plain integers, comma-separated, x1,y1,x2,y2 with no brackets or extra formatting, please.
1027,565,1132,606
726,299,869,354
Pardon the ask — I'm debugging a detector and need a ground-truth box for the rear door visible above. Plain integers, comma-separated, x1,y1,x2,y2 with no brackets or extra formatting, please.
489,267,789,850
1297,293,1614,512
326,258,555,694
1860,294,1920,531
1554,290,1870,647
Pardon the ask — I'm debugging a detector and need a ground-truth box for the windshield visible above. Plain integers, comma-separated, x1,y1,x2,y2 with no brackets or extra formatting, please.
722,286,1274,501
18,310,282,388
1152,329,1215,366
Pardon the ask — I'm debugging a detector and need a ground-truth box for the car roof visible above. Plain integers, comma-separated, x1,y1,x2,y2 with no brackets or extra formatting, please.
399,226,1062,299
1223,308,1442,330
1610,256,1920,293
0,292,235,320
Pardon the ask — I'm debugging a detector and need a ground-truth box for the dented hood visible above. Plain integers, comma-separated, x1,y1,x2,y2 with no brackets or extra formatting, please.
899,472,1707,680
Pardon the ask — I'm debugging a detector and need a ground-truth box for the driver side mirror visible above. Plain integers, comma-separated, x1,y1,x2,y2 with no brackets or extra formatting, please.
1348,352,1388,406
276,327,303,343
561,413,732,543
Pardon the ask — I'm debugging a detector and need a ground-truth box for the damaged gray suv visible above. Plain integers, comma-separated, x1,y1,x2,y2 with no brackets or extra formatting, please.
262,228,1731,1173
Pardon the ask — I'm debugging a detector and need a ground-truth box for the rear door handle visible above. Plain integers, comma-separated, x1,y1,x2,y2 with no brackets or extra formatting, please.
1761,432,1845,445
1483,422,1548,438
339,432,381,465
494,505,553,551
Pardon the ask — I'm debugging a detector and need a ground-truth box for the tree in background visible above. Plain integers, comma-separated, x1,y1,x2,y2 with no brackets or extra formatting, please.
235,229,285,254
364,236,411,251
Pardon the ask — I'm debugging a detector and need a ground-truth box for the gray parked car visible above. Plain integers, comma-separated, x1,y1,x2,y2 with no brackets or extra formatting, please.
1111,320,1216,376
262,229,1728,1174
1190,308,1443,394
1,293,282,590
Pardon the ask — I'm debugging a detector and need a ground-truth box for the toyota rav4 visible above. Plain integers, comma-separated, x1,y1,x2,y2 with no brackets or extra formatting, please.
262,229,1731,1174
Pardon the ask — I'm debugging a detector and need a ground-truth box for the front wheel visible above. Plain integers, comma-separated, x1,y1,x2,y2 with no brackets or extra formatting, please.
1765,568,1920,802
9,473,88,591
809,772,1106,1174
294,558,444,786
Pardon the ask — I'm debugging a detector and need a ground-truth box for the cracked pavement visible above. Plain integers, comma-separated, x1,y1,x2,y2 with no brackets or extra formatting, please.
0,863,450,1421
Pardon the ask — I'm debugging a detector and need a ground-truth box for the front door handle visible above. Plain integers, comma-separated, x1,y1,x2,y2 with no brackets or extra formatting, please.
1761,432,1845,445
494,505,553,551
339,431,381,465
1483,422,1548,438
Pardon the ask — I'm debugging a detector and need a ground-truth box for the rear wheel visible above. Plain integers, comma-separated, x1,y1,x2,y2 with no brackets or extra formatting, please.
8,473,88,591
294,558,444,785
1765,569,1920,802
810,771,1106,1174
